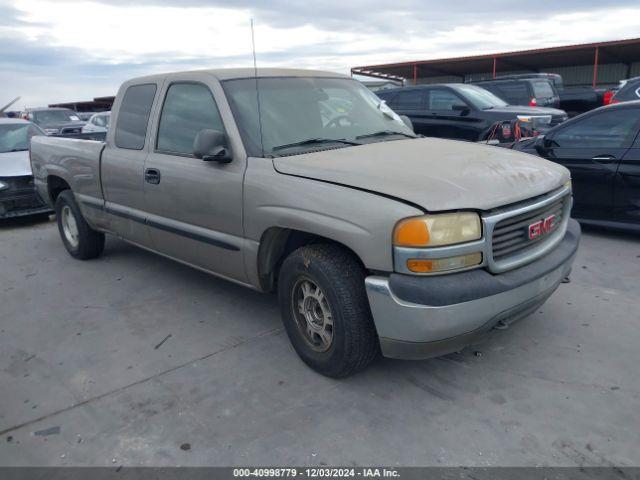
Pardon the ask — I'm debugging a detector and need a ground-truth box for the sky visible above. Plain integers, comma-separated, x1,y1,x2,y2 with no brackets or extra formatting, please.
1,0,640,108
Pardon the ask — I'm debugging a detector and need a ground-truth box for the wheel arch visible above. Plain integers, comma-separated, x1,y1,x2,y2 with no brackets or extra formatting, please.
46,175,71,204
256,227,367,293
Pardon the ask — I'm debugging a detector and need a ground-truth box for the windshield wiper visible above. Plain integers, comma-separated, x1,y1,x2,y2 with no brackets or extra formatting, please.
355,130,417,140
272,137,362,152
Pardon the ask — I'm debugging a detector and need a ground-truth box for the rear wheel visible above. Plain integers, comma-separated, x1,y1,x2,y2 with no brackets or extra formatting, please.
55,190,105,260
278,244,379,378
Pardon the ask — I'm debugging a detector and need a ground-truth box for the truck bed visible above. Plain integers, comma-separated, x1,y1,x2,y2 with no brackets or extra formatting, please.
30,135,106,208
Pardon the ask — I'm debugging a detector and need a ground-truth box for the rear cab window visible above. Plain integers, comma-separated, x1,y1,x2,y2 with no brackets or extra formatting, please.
532,81,555,99
494,82,530,104
114,84,157,150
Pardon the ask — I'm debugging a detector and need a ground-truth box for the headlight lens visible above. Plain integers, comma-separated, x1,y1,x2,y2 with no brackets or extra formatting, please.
394,212,482,247
0,180,8,191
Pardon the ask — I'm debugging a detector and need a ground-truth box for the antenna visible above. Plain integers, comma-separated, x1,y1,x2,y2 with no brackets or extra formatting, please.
251,19,265,157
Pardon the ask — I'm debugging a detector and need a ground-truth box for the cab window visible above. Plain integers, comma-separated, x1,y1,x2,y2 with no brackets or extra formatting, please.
115,84,157,150
156,83,225,155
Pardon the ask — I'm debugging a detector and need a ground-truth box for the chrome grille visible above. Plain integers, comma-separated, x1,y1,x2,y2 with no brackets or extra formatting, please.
492,196,565,261
483,186,572,273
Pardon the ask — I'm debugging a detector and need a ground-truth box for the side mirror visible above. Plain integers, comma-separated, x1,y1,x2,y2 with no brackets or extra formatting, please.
534,135,547,154
399,115,414,132
193,129,232,163
452,105,471,115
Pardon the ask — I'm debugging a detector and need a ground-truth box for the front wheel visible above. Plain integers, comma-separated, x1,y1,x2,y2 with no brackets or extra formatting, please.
55,190,105,260
278,244,379,378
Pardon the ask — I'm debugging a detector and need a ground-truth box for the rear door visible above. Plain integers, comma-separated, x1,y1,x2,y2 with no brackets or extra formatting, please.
614,110,640,225
100,82,161,246
543,108,640,220
142,74,247,282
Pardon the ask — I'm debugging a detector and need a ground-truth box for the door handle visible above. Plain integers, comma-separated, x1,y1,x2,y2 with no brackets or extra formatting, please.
591,155,617,162
144,168,161,184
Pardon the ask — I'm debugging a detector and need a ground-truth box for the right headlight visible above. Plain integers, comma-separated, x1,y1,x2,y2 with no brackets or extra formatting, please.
0,180,8,191
394,212,481,248
393,212,483,274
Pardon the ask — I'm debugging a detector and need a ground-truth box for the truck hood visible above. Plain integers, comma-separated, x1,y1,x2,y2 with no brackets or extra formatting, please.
272,138,569,212
0,150,32,177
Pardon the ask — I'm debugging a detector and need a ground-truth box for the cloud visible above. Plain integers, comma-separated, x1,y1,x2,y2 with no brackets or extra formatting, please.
1,0,639,107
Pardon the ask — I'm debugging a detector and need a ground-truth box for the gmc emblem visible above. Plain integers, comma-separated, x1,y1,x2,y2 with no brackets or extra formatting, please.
529,214,557,240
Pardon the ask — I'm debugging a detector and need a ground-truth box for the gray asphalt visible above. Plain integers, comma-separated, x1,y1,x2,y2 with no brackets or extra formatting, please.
1,216,639,467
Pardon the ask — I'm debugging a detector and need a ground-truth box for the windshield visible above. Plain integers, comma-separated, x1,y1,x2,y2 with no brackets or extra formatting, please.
456,84,508,109
33,109,81,124
0,123,43,153
223,77,415,156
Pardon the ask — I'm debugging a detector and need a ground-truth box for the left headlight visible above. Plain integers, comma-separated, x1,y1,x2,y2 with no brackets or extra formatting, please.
394,212,482,248
0,180,8,191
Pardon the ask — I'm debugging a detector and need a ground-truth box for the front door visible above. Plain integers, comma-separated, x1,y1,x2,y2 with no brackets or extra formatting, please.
423,88,478,141
143,79,246,283
542,108,639,220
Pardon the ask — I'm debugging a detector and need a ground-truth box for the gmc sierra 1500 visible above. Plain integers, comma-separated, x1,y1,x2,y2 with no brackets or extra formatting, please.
30,68,580,377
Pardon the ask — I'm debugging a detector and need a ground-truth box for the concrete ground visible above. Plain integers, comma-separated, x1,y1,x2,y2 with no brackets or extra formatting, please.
0,216,639,467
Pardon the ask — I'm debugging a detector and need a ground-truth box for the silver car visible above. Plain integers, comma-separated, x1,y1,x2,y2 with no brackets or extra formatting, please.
81,111,111,134
0,118,52,218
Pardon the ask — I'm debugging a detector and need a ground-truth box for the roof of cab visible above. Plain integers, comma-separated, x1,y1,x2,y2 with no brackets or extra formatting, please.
123,68,350,85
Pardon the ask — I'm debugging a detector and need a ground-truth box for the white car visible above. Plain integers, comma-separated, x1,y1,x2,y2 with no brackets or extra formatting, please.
81,111,111,134
0,118,52,218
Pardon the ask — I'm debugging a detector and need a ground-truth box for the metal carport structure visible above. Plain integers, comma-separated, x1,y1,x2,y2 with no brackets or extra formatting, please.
352,38,640,88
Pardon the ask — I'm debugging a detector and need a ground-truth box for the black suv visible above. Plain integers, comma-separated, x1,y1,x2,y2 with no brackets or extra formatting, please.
512,101,640,231
471,77,560,108
377,83,567,142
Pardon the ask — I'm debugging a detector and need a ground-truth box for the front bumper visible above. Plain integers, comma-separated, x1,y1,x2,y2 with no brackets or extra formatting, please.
366,219,581,360
0,176,52,219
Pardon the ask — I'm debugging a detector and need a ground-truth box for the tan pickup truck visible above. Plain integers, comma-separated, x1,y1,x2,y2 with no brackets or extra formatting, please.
30,68,580,377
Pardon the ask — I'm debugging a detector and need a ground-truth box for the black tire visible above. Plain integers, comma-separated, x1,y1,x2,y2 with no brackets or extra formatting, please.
278,244,379,378
55,190,105,260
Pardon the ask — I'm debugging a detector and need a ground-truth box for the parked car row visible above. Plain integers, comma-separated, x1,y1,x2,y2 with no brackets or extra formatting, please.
17,107,111,136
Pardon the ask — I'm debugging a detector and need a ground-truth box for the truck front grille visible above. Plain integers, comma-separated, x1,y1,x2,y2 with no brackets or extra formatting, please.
483,187,572,273
492,196,566,261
